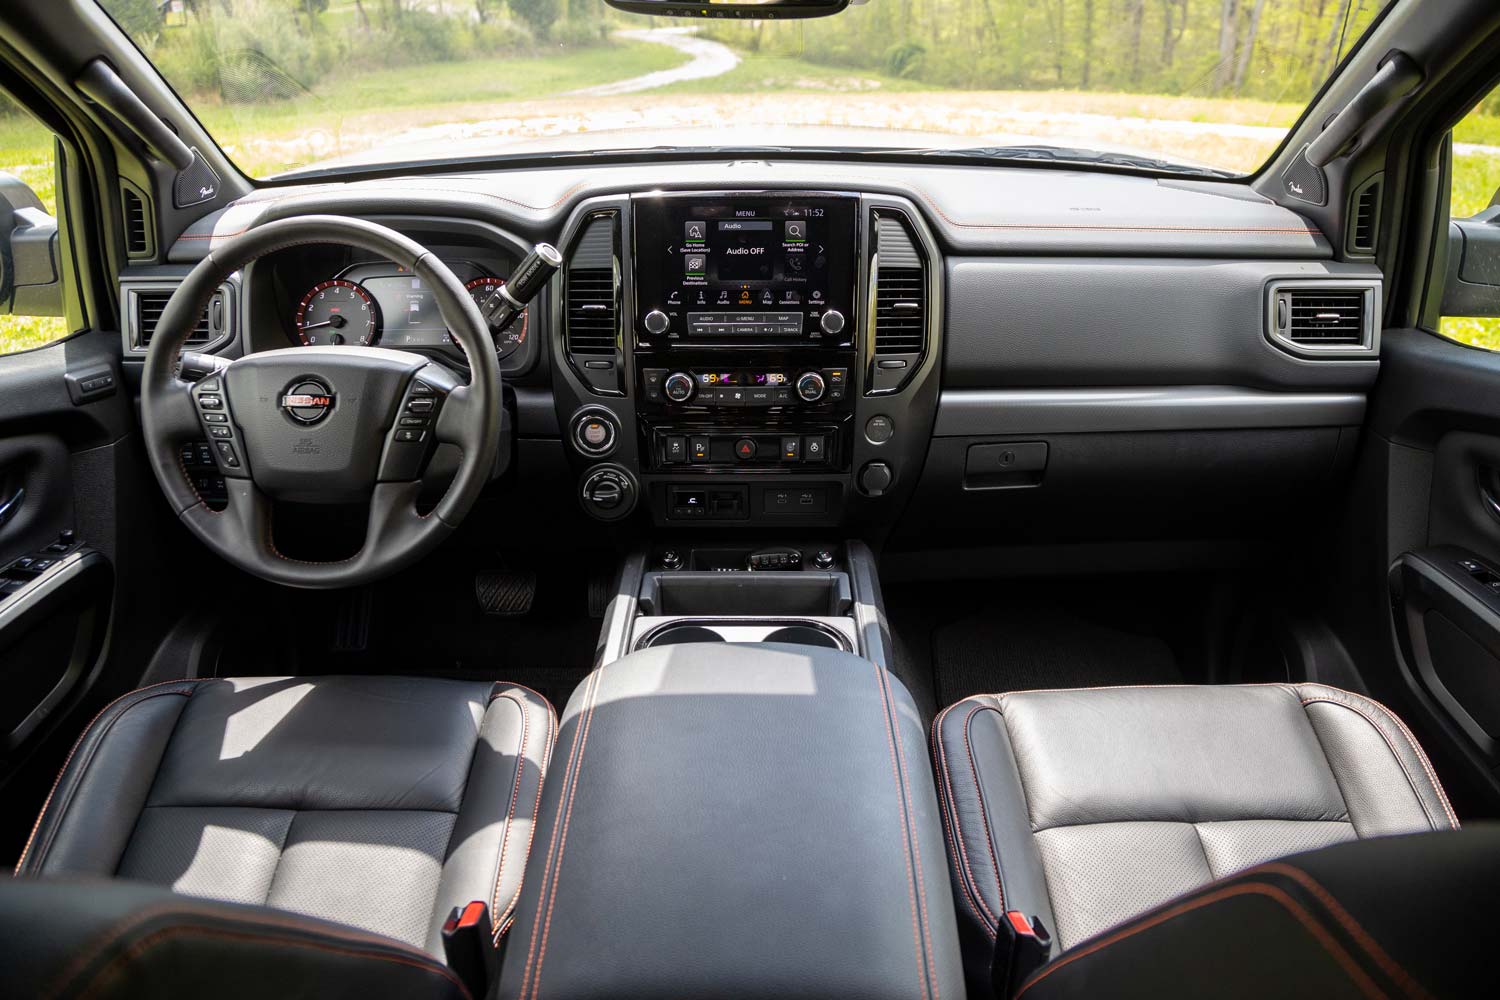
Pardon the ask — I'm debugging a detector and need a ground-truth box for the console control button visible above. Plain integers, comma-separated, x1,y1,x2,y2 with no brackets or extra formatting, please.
865,415,895,444
734,438,758,461
664,372,695,403
690,436,711,462
644,309,671,335
642,368,666,402
579,465,637,522
781,436,801,461
796,372,826,403
664,436,687,464
804,435,827,463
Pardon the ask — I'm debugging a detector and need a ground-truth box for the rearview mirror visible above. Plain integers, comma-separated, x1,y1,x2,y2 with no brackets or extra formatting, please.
605,0,850,19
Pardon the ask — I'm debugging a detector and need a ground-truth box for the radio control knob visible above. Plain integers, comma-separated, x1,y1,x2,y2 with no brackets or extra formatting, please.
796,371,826,403
820,309,846,336
664,372,696,403
644,309,670,335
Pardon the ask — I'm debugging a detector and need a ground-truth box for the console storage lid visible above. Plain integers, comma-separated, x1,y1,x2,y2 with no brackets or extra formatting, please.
497,643,963,1000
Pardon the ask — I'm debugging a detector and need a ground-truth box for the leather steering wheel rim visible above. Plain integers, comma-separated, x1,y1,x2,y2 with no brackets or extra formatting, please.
141,215,502,589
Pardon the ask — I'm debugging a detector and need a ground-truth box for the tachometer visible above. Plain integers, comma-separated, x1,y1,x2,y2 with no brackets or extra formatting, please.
295,280,379,346
465,276,528,361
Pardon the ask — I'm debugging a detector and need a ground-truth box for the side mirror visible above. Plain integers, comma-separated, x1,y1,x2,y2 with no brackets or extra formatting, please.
604,0,849,18
0,172,62,318
1442,205,1500,319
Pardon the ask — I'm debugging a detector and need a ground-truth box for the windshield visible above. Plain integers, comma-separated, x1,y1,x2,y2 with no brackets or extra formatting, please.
99,0,1395,179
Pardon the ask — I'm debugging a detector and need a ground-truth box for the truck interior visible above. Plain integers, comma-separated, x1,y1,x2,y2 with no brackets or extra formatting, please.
0,0,1497,996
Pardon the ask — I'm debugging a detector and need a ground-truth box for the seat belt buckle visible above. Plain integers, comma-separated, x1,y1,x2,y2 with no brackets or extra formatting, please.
991,910,1052,998
441,900,495,997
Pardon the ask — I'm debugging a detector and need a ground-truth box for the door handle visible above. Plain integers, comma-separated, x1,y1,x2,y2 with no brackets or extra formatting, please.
0,487,23,530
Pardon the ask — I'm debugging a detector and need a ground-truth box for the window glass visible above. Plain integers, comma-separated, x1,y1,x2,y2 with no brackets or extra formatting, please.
0,89,72,356
96,0,1393,180
1439,87,1500,349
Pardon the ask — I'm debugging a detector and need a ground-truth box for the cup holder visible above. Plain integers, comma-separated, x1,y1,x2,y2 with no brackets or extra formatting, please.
638,619,851,652
644,625,726,647
761,626,843,650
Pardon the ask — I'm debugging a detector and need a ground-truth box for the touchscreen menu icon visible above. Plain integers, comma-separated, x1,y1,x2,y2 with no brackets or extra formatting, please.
785,220,806,242
685,221,706,243
685,255,706,276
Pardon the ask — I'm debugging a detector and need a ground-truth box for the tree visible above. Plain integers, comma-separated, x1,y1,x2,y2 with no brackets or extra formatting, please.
509,0,560,35
99,0,163,40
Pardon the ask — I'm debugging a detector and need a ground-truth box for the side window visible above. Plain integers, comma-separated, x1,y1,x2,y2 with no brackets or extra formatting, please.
0,88,72,356
1438,86,1500,349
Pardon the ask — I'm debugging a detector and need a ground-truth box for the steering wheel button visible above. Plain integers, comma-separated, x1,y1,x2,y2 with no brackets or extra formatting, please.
213,441,239,468
202,412,228,423
411,381,435,396
407,398,435,413
197,395,223,410
208,426,233,439
399,416,427,428
198,378,220,393
395,429,426,443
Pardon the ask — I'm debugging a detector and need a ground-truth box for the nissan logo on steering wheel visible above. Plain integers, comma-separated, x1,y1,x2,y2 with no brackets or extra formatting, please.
281,379,336,424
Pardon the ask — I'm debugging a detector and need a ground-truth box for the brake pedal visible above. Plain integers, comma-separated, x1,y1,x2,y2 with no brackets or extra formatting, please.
475,568,537,616
331,587,373,652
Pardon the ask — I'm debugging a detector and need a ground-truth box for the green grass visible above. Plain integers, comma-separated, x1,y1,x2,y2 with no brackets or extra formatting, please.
655,54,923,96
0,315,71,356
193,41,686,175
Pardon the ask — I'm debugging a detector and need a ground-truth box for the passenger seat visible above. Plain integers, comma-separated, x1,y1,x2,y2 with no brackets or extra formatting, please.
931,683,1459,997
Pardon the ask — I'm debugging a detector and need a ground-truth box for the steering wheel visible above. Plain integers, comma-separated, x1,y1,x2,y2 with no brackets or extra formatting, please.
141,216,502,589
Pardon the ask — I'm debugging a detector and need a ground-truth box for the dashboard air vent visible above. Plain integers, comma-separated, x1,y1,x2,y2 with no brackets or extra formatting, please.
564,213,622,394
1347,176,1381,256
1266,280,1380,357
869,211,927,393
122,187,151,257
134,289,218,348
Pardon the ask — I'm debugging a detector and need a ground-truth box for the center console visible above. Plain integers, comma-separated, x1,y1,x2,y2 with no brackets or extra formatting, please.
631,193,860,523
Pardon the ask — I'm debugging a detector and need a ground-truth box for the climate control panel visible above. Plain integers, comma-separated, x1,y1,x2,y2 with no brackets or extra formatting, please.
641,367,849,409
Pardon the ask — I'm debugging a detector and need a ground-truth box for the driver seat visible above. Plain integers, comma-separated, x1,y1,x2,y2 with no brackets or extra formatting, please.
9,675,555,999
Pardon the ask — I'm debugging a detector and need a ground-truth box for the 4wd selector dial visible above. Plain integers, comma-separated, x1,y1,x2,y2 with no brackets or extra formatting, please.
796,371,826,403
664,372,696,403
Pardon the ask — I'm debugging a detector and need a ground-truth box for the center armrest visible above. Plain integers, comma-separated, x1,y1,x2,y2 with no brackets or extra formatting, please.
496,643,963,1000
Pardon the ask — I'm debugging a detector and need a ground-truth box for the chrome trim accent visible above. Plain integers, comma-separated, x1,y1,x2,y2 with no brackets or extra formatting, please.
934,386,1366,436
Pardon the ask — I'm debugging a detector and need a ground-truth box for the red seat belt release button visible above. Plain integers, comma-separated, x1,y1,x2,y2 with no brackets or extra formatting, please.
442,900,494,997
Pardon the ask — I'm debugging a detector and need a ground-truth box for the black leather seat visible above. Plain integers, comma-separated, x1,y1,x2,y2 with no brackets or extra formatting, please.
931,683,1459,997
8,675,555,998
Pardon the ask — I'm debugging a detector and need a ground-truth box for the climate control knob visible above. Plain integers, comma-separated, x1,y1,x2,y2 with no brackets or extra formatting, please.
664,372,696,403
796,371,826,403
820,309,846,336
644,309,670,335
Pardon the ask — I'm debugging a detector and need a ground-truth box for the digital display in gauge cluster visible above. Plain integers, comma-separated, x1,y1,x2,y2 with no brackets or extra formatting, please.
291,259,529,361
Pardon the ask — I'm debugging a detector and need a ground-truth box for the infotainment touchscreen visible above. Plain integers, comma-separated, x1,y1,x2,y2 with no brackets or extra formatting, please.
633,195,857,345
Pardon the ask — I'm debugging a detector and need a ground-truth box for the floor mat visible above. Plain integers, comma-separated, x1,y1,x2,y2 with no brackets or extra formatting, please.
930,602,1183,707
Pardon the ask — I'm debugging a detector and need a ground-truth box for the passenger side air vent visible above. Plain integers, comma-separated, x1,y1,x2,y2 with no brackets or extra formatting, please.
868,210,928,394
1266,279,1380,357
564,213,622,394
124,282,234,354
1347,175,1381,256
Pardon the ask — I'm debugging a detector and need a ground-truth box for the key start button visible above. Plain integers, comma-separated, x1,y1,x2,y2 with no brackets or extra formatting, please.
572,411,619,457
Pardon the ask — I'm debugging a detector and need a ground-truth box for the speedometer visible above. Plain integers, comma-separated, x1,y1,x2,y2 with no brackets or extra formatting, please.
465,276,528,361
295,280,380,346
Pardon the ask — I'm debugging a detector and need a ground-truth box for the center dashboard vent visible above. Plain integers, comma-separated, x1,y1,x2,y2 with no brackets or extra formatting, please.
564,213,622,394
868,210,928,394
1267,280,1380,357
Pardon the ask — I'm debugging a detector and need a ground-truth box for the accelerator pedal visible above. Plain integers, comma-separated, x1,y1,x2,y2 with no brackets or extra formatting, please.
475,565,537,616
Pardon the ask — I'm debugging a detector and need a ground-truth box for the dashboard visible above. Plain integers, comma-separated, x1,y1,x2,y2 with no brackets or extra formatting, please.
123,159,1383,564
